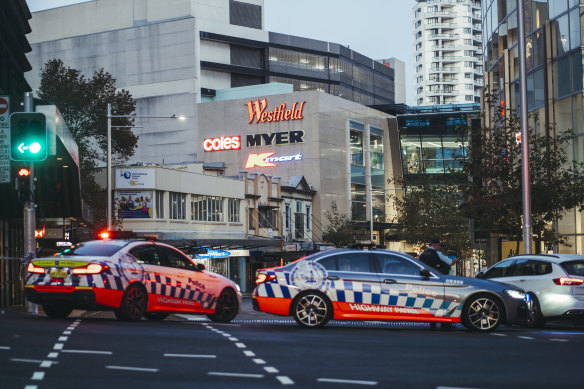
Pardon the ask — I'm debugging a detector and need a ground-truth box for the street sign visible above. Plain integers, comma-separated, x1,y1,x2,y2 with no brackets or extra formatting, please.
0,95,10,183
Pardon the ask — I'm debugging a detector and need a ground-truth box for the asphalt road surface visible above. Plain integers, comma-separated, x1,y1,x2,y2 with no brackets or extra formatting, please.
1,298,583,389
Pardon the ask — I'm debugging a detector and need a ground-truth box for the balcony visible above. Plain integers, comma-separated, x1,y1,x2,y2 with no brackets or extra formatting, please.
425,22,457,29
428,33,459,40
429,67,460,73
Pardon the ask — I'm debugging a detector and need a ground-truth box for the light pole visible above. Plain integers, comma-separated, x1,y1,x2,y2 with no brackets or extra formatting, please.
106,103,185,230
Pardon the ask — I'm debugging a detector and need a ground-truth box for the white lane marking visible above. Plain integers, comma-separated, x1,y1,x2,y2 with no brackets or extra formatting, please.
61,349,113,355
208,372,264,378
550,339,568,342
253,358,266,365
58,336,68,342
243,350,256,357
222,333,231,337
40,361,56,368
436,387,480,389
63,331,72,335
10,358,45,364
106,365,159,373
228,337,239,341
163,353,216,359
264,366,279,374
0,346,10,350
317,378,377,386
24,386,38,389
277,376,295,385
47,352,58,358
66,327,75,331
31,372,45,381
53,343,64,350
518,336,535,340
235,342,246,348
491,333,507,337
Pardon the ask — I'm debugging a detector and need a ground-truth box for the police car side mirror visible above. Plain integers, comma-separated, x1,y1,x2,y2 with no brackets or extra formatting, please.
420,269,431,279
196,263,205,272
476,271,485,279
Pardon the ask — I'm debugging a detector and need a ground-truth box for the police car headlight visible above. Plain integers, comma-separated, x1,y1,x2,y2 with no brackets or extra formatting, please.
504,289,526,300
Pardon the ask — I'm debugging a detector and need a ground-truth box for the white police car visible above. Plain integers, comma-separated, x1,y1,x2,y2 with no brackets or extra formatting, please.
25,238,241,322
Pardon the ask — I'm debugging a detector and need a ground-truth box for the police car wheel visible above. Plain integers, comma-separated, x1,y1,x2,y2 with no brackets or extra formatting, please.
461,294,502,332
42,304,73,319
117,284,148,321
208,288,239,323
144,312,169,321
292,292,332,328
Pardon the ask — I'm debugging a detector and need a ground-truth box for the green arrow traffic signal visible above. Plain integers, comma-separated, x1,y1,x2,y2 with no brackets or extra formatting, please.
10,112,47,161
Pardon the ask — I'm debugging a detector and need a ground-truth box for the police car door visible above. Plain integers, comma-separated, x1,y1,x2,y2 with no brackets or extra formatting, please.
315,251,384,319
373,252,445,320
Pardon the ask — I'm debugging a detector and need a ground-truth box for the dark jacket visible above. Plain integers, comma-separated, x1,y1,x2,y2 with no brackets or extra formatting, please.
418,248,450,275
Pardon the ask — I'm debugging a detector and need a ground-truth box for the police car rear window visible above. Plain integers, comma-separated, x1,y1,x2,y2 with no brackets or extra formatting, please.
561,261,584,276
59,241,128,257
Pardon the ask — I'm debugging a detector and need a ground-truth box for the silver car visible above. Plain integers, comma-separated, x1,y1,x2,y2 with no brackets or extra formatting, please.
477,254,584,327
253,249,529,332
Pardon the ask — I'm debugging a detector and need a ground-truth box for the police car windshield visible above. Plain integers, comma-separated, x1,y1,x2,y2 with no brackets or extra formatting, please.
58,240,129,257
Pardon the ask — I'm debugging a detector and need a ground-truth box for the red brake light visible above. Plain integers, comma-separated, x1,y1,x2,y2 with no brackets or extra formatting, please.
255,273,276,284
553,277,584,286
72,264,109,275
27,262,45,274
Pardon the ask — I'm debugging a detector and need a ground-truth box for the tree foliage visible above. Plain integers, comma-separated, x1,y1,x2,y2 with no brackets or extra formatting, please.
37,59,137,225
324,201,354,248
460,87,584,250
388,175,471,257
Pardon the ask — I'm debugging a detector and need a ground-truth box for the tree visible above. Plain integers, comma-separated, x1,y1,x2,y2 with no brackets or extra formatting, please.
461,87,584,253
388,175,472,259
323,201,354,248
37,59,137,226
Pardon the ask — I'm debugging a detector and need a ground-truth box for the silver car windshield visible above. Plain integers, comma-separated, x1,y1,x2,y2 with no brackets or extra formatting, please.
57,240,129,257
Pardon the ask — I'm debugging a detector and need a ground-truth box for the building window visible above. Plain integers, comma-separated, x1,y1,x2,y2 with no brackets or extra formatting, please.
294,202,305,238
155,190,164,219
249,208,255,229
228,199,240,223
169,192,186,220
350,126,364,166
192,195,225,222
285,203,291,229
306,205,311,232
259,208,277,228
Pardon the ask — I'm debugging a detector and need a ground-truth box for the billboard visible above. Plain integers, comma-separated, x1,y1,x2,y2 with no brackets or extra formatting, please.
115,190,154,219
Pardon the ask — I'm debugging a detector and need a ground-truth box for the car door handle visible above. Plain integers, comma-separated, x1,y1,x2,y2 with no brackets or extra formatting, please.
326,275,340,280
383,279,397,284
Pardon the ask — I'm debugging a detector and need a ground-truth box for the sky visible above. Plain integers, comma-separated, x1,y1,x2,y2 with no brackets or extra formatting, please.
26,0,417,104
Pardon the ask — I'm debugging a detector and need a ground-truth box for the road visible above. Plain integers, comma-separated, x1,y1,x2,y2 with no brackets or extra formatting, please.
1,298,583,389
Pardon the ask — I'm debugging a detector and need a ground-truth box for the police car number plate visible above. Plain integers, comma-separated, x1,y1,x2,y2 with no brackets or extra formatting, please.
49,269,68,278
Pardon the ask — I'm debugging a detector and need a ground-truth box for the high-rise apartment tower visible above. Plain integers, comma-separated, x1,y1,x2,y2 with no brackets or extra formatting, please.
413,0,483,105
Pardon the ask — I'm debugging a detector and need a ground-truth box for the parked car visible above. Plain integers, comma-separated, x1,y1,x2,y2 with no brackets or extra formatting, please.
477,254,584,327
25,238,241,322
253,249,529,332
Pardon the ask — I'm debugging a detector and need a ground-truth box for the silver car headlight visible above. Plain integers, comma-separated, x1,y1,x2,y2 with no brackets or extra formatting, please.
504,289,526,300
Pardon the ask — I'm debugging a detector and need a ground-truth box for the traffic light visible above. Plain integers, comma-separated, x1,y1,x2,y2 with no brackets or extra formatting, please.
10,112,47,161
15,171,31,202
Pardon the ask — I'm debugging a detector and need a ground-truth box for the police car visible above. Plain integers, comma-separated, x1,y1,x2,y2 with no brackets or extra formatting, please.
25,238,241,322
252,249,529,331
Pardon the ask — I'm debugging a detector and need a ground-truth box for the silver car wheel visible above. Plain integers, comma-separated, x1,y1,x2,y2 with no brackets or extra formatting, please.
464,295,502,332
293,293,331,328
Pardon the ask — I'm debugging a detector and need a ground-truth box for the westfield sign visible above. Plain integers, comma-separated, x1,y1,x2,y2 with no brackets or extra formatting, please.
246,98,305,124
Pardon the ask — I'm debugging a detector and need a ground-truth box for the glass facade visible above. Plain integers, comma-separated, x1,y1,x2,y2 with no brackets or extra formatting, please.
482,0,584,253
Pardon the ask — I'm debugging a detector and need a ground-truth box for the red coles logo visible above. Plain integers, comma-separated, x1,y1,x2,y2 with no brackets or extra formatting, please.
203,136,241,152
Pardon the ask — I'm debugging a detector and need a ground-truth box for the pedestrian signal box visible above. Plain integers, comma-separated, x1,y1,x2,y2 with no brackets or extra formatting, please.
10,112,47,161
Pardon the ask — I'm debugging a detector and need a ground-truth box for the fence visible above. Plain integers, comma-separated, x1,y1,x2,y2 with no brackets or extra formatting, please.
0,257,26,308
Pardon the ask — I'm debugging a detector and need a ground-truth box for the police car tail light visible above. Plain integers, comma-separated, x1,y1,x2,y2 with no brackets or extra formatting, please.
553,277,584,286
72,264,109,275
256,273,276,284
27,262,45,274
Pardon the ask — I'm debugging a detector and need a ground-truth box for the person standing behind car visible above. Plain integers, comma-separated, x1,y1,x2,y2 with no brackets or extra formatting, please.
418,239,457,275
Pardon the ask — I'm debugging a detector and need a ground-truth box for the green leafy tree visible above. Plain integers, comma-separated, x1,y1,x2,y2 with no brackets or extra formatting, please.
461,87,584,253
388,176,471,259
37,59,137,226
324,201,354,248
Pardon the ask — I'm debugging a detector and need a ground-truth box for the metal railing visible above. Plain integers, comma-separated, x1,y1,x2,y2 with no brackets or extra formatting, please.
0,257,27,308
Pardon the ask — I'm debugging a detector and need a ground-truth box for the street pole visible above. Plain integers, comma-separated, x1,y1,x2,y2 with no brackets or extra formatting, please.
517,0,532,254
23,92,35,259
107,103,112,230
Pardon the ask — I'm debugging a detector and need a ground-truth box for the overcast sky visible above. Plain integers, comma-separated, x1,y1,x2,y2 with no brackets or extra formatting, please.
26,0,416,104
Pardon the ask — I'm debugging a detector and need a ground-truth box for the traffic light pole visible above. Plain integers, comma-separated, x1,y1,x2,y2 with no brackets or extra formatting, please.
23,92,36,260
